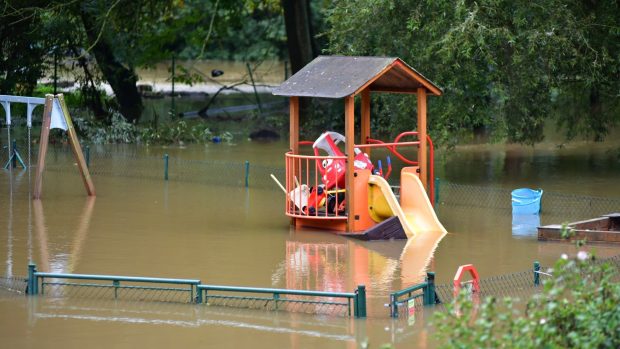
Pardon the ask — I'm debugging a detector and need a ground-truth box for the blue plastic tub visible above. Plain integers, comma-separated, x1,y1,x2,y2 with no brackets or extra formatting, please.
511,188,543,215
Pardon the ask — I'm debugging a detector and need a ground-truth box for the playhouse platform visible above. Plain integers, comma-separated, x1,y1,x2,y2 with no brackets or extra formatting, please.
342,216,407,241
537,213,620,244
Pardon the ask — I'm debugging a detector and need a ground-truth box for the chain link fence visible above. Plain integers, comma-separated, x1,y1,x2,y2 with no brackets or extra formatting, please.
2,141,618,217
39,281,196,304
18,266,363,317
0,275,27,296
433,254,620,306
201,292,352,316
434,268,546,305
437,180,620,220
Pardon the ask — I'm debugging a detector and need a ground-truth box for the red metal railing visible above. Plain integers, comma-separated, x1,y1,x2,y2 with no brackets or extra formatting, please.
360,132,435,206
284,132,435,220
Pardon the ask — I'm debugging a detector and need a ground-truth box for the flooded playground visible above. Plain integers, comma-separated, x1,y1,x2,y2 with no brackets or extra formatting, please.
1,136,619,348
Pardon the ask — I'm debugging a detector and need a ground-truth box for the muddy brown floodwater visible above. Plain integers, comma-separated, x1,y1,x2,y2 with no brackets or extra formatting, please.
1,137,619,348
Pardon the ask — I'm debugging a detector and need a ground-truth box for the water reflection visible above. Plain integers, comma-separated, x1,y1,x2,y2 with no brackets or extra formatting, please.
400,229,446,285
32,197,96,273
282,227,447,310
512,214,541,238
26,297,361,348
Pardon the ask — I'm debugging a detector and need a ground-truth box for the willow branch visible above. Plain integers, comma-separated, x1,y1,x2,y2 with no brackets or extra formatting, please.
198,0,220,58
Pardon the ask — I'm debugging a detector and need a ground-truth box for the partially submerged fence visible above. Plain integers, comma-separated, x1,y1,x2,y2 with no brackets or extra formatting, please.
2,142,617,219
437,180,620,218
388,272,438,318
390,254,620,318
389,262,546,318
3,256,619,318
24,264,366,318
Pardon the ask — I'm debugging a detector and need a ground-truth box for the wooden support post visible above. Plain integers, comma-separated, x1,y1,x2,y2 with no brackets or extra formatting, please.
58,94,95,196
361,89,371,155
289,96,299,154
417,88,428,190
32,95,53,200
345,96,356,232
33,94,96,199
289,96,299,226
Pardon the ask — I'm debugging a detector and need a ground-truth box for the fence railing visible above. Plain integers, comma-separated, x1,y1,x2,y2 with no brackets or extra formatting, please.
25,264,366,318
197,284,364,317
388,272,438,318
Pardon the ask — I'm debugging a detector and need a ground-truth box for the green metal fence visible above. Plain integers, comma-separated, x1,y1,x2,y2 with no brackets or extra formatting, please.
24,264,366,318
196,284,364,317
388,272,438,318
0,275,27,296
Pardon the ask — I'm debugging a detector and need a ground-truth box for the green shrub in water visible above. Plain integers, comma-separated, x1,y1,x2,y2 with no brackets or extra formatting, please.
73,110,232,145
432,253,620,348
73,110,136,144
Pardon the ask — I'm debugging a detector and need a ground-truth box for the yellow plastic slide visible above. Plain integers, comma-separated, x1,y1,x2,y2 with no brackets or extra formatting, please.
368,172,447,239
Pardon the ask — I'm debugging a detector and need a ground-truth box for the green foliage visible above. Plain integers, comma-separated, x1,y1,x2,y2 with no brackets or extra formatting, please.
0,1,47,95
72,110,231,145
433,254,620,348
138,120,232,145
325,0,620,145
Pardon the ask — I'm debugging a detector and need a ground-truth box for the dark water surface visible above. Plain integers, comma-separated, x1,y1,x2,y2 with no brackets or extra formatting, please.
1,137,619,348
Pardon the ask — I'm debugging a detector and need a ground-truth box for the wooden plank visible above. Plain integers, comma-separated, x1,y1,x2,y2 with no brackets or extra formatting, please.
417,88,428,190
345,96,356,232
538,228,620,244
58,94,96,196
32,95,53,200
289,96,299,154
369,87,420,94
392,60,443,96
343,216,407,241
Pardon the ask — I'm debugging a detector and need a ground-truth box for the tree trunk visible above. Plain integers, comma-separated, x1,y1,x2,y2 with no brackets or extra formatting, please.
282,0,316,74
589,86,604,141
282,0,318,126
80,9,143,123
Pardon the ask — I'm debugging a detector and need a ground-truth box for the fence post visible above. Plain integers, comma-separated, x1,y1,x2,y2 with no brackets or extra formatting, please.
390,293,398,318
84,145,90,168
434,177,440,207
273,292,280,310
355,285,367,318
245,160,250,188
424,272,436,305
113,280,119,299
163,154,169,181
534,261,540,286
11,139,17,168
27,263,37,295
195,286,202,304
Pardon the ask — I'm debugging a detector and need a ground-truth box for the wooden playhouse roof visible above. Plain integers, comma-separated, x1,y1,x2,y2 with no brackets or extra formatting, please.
272,56,442,98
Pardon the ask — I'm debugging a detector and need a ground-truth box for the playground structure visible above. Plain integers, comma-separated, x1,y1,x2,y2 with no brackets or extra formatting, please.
273,56,447,239
1,94,95,198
